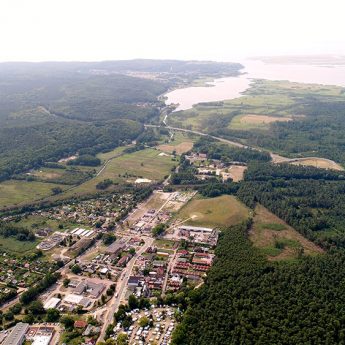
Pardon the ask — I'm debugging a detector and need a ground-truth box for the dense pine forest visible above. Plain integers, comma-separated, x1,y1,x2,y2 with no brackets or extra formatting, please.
172,223,345,345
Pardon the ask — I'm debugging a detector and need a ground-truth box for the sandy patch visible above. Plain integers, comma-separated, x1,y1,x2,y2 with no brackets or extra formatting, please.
291,158,344,171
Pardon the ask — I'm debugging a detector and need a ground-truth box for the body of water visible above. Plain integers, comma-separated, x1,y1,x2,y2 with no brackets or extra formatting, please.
165,60,345,111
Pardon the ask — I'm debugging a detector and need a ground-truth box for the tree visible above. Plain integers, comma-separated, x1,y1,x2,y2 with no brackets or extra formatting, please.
71,264,82,274
10,303,22,315
52,187,63,195
23,313,35,324
28,300,44,314
103,233,116,245
117,333,128,345
128,294,138,310
60,315,74,330
46,308,60,322
152,223,166,238
3,311,14,321
63,278,71,287
138,316,149,328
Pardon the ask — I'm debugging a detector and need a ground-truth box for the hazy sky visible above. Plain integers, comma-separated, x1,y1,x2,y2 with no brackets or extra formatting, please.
0,0,344,62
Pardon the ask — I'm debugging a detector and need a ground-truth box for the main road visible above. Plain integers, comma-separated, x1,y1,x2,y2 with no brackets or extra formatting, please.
98,236,154,342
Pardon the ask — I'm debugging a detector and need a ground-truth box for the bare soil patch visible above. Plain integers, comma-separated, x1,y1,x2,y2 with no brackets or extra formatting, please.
228,165,247,182
33,171,62,179
157,141,193,154
250,204,323,261
240,114,292,125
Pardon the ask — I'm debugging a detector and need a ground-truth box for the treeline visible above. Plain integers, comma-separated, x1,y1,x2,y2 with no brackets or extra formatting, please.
20,272,60,305
244,162,345,181
0,222,35,241
193,137,271,163
173,223,345,345
0,119,142,181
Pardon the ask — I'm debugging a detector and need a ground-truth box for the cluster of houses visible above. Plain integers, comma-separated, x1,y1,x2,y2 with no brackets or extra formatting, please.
169,249,215,289
185,151,247,182
25,193,135,230
125,247,170,297
0,252,56,289
167,225,219,247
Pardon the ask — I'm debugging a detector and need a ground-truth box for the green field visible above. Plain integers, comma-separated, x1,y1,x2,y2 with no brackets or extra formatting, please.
175,194,249,228
0,180,68,209
0,236,39,253
14,215,79,233
60,147,176,198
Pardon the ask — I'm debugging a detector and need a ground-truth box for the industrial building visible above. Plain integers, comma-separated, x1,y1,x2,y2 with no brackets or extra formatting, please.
178,225,214,233
3,322,29,345
43,297,61,310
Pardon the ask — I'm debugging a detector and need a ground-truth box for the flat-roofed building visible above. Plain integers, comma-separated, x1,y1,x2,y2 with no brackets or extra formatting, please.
43,297,61,310
3,322,29,345
105,240,125,255
178,225,213,233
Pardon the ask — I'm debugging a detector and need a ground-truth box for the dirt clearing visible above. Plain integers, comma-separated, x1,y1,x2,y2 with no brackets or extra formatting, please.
228,165,247,182
250,204,323,261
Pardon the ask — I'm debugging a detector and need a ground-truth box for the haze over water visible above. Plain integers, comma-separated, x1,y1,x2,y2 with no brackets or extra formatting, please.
165,60,345,111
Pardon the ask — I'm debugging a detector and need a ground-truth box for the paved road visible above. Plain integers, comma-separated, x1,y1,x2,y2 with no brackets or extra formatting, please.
145,124,344,168
98,236,154,341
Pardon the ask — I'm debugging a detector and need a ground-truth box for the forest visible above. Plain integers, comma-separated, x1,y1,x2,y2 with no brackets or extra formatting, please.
237,163,345,249
172,222,345,345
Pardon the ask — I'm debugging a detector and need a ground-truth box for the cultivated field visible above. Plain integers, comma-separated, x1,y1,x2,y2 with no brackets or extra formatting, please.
175,194,249,228
250,205,323,261
230,114,292,130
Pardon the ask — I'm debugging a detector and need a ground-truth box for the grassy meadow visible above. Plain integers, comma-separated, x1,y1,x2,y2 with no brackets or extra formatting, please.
175,194,249,228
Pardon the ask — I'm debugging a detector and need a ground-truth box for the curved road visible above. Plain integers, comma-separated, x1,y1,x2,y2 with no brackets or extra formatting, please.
145,124,344,169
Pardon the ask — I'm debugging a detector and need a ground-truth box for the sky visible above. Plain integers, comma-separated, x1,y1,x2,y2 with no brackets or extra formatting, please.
0,0,344,62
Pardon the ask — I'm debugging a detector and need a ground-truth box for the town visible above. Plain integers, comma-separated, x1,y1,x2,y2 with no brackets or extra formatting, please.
0,186,220,345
